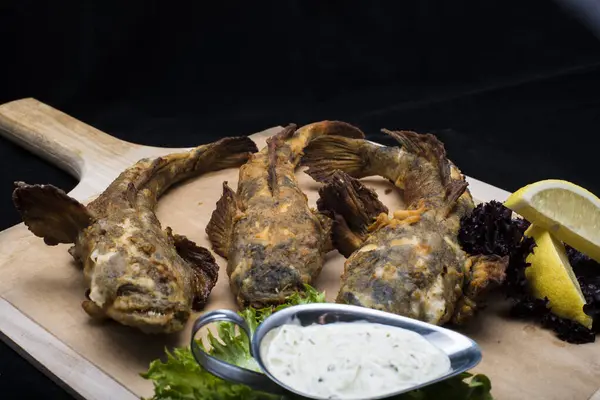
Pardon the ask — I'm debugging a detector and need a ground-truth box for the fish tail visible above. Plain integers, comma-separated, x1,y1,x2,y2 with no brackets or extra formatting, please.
317,170,388,257
301,135,380,183
296,120,366,143
202,136,259,171
12,182,93,245
88,136,259,214
381,129,469,210
381,129,451,185
265,121,364,191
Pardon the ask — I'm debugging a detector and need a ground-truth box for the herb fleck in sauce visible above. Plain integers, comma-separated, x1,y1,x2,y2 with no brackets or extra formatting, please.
260,322,451,399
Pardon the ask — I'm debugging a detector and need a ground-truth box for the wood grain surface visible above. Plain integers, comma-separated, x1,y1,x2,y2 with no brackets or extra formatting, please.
0,98,597,400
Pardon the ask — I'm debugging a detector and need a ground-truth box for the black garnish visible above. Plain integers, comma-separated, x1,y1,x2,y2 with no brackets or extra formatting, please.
458,200,534,298
541,313,596,344
567,245,600,332
458,200,529,256
459,201,599,343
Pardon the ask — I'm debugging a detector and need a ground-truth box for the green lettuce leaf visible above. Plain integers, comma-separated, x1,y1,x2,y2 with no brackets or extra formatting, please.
141,285,493,400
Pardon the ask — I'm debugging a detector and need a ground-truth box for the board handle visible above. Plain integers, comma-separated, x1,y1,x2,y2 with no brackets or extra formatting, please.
0,98,136,179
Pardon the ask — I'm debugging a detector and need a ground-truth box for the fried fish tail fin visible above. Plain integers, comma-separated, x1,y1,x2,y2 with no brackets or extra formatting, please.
202,136,259,171
206,182,239,258
169,229,219,310
317,170,388,257
452,254,509,324
381,128,470,213
12,182,93,245
301,135,380,182
297,120,366,142
381,129,449,177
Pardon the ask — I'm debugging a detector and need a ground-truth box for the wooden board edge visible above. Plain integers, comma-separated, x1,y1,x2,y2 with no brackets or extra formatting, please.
465,175,511,203
590,389,600,400
0,299,137,400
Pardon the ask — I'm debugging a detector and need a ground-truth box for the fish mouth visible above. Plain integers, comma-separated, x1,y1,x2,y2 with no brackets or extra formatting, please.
114,301,189,321
112,284,188,320
107,304,189,333
106,296,189,333
85,285,190,332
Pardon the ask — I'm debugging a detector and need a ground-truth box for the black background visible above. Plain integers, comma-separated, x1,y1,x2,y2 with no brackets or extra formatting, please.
1,1,600,399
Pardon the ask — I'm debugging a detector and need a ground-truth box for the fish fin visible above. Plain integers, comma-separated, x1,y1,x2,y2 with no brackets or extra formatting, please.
452,254,509,324
170,229,220,310
82,300,108,319
201,136,259,171
331,213,365,258
443,180,469,216
317,170,387,254
206,182,240,258
298,120,366,140
301,136,372,182
381,129,451,184
381,129,469,209
267,124,298,194
313,210,334,253
12,182,93,245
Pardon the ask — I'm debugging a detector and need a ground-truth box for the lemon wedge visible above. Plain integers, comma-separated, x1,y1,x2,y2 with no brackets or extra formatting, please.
524,224,593,329
504,179,600,263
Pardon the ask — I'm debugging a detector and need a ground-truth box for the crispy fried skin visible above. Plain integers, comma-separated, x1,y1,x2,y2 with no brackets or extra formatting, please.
303,129,507,325
13,136,257,333
207,122,365,308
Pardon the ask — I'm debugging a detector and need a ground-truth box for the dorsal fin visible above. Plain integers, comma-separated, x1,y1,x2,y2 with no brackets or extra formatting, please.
381,129,468,207
266,124,297,195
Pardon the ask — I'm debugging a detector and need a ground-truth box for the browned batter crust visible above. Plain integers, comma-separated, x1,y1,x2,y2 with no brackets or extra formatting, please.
302,128,508,325
207,122,365,308
13,136,257,333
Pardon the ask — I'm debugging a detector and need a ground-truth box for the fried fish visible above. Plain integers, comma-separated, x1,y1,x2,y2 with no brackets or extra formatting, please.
206,122,365,308
13,136,258,333
302,128,508,325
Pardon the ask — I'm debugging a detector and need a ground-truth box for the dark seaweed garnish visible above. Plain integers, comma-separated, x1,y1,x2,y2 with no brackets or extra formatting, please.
458,200,528,256
458,201,534,298
567,245,600,331
459,201,598,344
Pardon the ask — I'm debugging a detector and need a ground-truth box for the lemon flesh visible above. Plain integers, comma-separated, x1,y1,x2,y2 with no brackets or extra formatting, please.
524,224,593,329
505,179,600,263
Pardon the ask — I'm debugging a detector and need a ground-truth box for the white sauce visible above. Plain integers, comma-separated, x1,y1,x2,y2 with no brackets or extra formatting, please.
260,322,451,400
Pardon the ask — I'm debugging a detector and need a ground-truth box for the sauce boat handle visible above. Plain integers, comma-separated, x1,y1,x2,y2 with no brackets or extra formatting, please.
190,309,286,395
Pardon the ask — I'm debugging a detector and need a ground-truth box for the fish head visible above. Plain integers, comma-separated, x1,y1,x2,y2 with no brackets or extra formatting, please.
83,247,192,334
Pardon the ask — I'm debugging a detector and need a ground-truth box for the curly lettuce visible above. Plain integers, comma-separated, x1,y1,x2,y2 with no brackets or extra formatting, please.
141,285,493,400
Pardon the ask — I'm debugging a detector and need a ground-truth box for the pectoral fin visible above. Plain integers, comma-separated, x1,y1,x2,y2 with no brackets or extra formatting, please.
317,171,388,257
331,214,365,258
12,182,93,245
170,230,219,311
452,254,509,324
206,182,240,258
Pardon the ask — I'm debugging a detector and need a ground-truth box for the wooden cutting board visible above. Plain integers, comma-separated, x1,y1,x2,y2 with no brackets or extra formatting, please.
0,98,598,400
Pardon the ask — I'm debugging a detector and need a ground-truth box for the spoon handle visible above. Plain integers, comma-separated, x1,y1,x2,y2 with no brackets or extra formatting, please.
190,309,286,395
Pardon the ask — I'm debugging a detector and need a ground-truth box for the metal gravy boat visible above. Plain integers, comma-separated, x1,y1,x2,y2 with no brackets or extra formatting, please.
191,303,482,399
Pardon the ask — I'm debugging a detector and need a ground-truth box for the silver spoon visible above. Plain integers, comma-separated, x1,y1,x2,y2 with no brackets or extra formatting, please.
191,303,482,399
